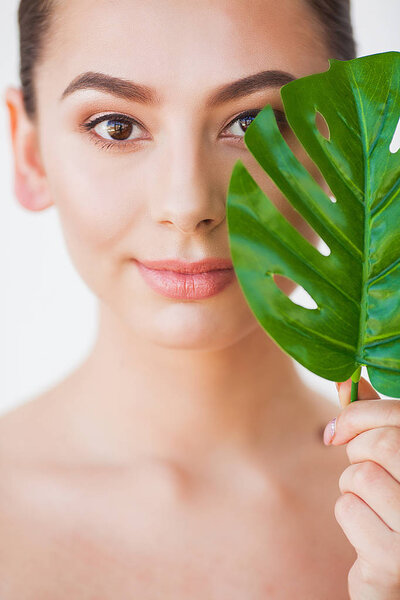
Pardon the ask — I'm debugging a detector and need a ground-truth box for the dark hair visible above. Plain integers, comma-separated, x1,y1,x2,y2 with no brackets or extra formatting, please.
18,0,56,120
18,0,357,121
306,0,357,61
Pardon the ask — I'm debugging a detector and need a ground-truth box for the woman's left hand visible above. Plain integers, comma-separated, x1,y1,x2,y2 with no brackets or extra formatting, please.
323,376,400,600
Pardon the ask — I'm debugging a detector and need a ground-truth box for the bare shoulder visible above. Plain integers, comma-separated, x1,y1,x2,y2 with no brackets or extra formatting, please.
0,387,68,470
0,360,93,470
0,385,75,541
0,389,62,589
0,386,97,597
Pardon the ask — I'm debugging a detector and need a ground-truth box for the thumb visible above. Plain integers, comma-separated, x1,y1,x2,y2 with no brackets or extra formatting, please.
335,375,380,408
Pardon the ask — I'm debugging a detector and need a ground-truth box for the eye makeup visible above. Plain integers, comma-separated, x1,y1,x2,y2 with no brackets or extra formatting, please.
223,108,289,138
78,107,289,152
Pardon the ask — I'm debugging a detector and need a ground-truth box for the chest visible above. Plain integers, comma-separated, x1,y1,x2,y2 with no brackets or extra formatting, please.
0,463,354,600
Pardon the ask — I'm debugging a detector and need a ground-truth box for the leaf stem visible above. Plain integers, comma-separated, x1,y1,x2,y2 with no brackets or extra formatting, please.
350,366,362,402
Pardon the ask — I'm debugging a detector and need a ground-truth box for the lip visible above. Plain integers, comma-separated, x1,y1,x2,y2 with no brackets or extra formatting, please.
137,257,234,274
133,257,236,299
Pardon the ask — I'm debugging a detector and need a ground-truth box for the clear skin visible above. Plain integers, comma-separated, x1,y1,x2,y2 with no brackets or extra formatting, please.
4,0,392,597
5,0,336,465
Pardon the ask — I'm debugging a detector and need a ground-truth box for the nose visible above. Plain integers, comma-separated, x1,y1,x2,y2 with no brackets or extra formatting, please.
150,128,227,235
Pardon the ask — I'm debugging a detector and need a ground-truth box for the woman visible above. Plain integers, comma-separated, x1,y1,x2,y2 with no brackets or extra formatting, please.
1,0,400,597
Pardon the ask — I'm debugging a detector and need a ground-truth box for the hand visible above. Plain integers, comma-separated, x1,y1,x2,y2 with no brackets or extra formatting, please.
323,376,400,599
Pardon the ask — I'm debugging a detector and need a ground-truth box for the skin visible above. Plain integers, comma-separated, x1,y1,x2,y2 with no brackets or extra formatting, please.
326,379,400,599
4,0,399,597
5,0,335,467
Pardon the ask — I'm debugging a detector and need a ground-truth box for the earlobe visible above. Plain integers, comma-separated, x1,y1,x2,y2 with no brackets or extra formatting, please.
14,170,53,212
5,86,54,212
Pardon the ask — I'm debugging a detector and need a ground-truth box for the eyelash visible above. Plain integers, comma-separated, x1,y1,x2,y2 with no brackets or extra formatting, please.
80,109,288,152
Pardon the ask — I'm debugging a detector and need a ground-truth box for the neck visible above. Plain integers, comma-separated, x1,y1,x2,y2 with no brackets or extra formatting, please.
77,301,318,465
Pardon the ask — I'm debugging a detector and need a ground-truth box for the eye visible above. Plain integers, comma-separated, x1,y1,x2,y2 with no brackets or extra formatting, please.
81,113,147,144
222,109,288,139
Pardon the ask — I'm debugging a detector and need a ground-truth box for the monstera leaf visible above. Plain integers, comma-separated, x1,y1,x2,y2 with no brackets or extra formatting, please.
226,51,400,398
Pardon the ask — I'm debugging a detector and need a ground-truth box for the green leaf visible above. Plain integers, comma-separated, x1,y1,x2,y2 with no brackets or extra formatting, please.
226,51,400,397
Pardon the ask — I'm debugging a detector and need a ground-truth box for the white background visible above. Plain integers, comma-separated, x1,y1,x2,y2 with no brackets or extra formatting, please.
1,1,399,415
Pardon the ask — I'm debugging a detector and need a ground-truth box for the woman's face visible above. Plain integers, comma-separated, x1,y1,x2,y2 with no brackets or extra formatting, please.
28,0,330,350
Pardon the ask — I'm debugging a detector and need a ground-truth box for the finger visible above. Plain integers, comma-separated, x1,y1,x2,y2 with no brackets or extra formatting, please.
334,491,395,567
346,426,400,483
336,376,380,408
339,460,400,532
348,556,400,596
329,399,400,445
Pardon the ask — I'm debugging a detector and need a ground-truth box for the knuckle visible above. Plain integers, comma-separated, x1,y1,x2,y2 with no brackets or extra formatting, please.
353,460,381,486
339,460,384,495
345,436,360,462
386,560,400,588
356,556,400,589
375,428,400,460
334,491,356,520
338,466,350,492
357,559,380,586
386,401,400,423
340,402,359,431
385,539,400,585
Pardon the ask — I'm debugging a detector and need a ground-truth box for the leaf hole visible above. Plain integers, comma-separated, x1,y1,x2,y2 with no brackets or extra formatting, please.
307,234,331,257
390,116,400,154
315,111,330,140
245,164,332,258
272,274,319,310
316,237,331,256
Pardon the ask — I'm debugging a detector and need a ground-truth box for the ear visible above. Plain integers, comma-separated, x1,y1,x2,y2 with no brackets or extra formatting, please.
4,86,53,212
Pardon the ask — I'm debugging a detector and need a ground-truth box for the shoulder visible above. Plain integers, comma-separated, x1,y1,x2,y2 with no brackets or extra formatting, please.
0,394,56,578
0,391,57,469
0,392,90,594
0,385,97,546
0,365,89,469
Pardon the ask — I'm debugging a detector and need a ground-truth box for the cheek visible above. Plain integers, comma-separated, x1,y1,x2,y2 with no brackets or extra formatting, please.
43,145,144,291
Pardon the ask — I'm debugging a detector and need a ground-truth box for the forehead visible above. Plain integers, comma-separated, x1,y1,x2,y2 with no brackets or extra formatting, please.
42,0,327,103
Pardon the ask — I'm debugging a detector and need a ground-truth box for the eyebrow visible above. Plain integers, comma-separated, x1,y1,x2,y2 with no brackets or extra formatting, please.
60,69,297,106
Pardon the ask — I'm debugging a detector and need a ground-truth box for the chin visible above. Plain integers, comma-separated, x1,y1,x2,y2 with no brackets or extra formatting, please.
110,291,259,351
130,299,260,352
102,276,260,351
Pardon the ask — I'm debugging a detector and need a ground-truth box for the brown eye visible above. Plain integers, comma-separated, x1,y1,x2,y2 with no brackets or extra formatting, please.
104,119,134,140
90,116,144,142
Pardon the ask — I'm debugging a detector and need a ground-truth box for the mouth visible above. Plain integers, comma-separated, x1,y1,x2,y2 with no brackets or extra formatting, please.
132,257,236,300
136,257,234,274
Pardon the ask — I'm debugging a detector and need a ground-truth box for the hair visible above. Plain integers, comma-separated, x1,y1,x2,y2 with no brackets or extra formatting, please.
18,0,357,121
306,0,357,62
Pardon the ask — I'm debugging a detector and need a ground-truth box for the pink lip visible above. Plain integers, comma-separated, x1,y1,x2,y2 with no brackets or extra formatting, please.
133,258,236,299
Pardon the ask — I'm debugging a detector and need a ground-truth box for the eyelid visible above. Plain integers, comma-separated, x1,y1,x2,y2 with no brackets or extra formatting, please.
81,108,286,134
80,112,147,134
221,110,288,147
224,108,262,128
78,108,288,152
222,108,288,132
78,112,150,152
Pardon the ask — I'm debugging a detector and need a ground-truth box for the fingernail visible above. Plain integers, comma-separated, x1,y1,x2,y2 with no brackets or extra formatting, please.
323,417,336,445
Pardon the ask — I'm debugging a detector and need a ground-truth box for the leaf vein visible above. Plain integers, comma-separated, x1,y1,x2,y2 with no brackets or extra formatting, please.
368,255,400,286
275,317,356,353
246,207,360,307
370,177,400,219
364,333,400,349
